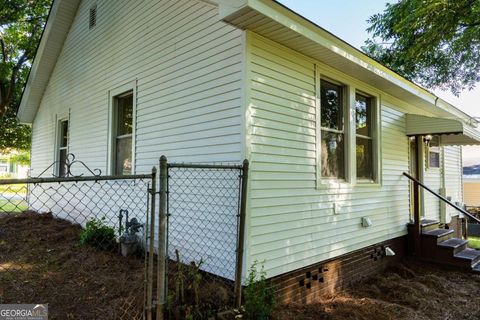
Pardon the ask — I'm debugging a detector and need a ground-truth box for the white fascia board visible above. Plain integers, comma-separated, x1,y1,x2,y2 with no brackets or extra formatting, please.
223,0,478,126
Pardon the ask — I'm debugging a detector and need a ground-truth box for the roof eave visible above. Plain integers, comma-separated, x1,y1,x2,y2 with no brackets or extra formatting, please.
17,0,81,124
219,0,479,126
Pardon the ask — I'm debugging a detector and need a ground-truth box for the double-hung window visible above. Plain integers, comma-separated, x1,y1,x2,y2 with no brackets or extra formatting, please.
355,93,375,181
113,92,134,175
428,136,440,168
57,120,69,177
320,79,345,179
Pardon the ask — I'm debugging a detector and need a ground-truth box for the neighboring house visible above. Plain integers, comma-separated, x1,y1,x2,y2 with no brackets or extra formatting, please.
463,165,480,207
17,0,480,302
464,175,480,207
0,153,29,179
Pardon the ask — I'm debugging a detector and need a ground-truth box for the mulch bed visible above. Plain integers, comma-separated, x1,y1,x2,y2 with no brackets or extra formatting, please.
0,212,144,319
274,262,480,320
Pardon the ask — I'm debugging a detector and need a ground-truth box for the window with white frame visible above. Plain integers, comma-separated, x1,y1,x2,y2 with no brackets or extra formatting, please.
428,136,440,168
355,93,375,180
320,79,346,179
112,91,134,175
57,119,69,177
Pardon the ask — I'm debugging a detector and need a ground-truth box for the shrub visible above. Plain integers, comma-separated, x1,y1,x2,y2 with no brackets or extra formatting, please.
243,261,276,320
79,217,116,251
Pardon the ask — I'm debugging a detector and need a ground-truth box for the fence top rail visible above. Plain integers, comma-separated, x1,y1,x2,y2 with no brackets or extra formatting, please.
167,163,243,170
0,174,153,185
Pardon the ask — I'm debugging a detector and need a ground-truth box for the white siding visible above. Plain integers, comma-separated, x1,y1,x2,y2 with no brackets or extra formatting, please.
245,33,412,277
244,32,464,278
29,0,245,279
31,0,244,176
443,146,463,220
423,161,441,220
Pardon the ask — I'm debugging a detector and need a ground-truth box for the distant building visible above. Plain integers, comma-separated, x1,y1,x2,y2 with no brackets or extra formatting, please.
0,153,29,179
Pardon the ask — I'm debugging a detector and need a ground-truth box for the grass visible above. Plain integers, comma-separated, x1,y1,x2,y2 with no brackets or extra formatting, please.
468,236,480,249
0,199,28,213
0,184,28,213
0,184,27,195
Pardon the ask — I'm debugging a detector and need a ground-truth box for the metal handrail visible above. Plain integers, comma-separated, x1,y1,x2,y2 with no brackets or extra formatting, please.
403,172,480,224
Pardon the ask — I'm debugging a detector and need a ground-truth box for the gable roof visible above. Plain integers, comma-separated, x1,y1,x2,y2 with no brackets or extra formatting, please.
17,0,80,123
17,0,479,127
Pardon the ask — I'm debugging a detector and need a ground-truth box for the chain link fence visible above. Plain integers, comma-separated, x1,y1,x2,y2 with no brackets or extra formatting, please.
0,155,249,320
156,158,248,319
0,162,153,320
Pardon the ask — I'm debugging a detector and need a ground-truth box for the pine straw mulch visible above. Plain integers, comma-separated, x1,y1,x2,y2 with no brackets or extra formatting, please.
274,262,480,320
0,211,144,320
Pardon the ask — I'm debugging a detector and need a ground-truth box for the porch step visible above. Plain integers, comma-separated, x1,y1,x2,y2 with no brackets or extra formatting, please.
422,228,454,243
420,219,440,232
454,248,480,267
472,262,480,273
438,238,469,255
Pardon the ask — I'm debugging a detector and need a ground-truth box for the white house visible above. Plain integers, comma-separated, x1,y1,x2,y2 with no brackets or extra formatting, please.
0,153,29,178
17,0,480,302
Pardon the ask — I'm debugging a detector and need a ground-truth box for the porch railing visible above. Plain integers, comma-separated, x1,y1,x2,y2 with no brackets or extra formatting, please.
403,172,480,224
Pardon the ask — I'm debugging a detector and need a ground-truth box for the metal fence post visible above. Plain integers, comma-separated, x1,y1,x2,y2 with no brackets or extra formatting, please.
234,159,249,308
146,167,156,320
156,156,168,320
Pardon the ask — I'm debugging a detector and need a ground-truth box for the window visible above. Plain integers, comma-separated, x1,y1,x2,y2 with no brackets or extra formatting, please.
355,93,374,180
320,80,345,179
113,92,133,175
428,136,440,168
57,120,69,177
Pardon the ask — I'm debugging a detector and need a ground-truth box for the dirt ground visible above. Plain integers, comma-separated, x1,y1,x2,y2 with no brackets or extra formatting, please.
0,212,144,319
274,262,480,320
3,212,480,320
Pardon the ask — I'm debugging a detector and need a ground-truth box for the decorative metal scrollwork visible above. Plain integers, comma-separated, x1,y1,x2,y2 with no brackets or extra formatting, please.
34,153,102,178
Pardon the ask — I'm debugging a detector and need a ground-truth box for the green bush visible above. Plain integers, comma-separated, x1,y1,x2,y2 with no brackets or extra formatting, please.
79,217,116,251
243,261,276,320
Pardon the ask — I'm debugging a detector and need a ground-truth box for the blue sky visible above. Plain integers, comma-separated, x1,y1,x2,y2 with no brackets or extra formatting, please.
277,0,480,163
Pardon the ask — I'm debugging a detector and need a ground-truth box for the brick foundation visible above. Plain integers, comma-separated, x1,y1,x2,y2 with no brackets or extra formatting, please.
270,236,407,304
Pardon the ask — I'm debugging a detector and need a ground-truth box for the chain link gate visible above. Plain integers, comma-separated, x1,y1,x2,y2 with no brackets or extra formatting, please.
0,154,154,319
145,156,248,320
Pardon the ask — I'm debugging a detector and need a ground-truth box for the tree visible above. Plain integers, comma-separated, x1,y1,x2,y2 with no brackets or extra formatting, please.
0,0,52,152
363,0,480,95
0,107,31,152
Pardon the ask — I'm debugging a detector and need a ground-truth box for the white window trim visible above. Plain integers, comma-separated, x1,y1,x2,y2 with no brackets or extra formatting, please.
427,146,441,170
54,114,70,177
353,90,381,186
107,80,137,175
315,65,382,189
316,74,349,187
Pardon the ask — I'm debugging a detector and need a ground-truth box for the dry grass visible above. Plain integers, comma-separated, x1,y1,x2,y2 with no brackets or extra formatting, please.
274,263,480,320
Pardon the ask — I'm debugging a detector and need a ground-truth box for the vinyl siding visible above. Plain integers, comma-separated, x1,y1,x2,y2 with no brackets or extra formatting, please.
29,0,244,279
245,32,453,278
31,0,244,177
423,159,441,220
443,146,464,220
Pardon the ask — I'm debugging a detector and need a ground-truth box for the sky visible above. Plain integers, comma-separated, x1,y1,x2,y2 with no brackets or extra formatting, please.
277,0,480,165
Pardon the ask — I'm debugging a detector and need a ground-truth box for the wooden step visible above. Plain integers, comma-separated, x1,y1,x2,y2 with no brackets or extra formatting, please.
472,262,480,273
437,238,469,255
422,228,454,243
420,219,440,232
454,248,480,268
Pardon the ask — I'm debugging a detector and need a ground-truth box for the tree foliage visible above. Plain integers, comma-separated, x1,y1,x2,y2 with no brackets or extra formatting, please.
0,0,51,151
0,107,31,151
363,0,480,95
